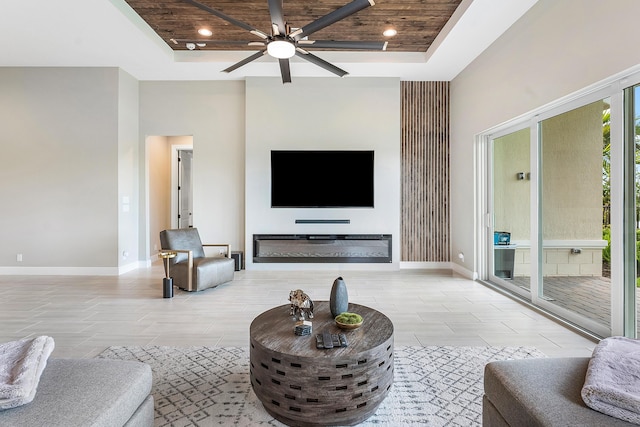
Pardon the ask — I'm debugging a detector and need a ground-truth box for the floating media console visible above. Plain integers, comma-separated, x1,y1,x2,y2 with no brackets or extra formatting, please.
253,234,392,263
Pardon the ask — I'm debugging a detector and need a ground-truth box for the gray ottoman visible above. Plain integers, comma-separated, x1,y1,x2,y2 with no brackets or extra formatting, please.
483,357,635,426
0,358,154,427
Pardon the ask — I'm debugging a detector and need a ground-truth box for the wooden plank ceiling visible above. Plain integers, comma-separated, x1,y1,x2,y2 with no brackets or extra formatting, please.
124,0,463,53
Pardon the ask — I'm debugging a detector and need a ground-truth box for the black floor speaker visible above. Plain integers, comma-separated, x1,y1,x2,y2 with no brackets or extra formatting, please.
231,251,244,271
163,277,173,298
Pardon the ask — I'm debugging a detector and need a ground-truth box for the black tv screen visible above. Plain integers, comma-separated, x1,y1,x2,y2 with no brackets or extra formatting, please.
271,150,374,208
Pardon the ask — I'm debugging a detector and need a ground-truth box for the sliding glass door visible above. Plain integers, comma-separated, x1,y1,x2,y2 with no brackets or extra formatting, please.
482,73,640,338
538,99,612,336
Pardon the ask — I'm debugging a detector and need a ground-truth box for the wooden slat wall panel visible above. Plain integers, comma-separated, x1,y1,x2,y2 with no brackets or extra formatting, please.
401,81,450,262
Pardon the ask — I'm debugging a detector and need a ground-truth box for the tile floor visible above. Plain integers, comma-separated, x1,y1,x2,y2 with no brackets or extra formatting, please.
0,264,598,358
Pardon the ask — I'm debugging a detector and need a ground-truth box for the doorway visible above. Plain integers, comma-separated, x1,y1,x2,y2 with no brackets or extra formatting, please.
146,136,193,261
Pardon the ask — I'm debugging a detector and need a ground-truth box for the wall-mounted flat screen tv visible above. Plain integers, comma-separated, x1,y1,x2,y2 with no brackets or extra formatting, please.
271,150,374,208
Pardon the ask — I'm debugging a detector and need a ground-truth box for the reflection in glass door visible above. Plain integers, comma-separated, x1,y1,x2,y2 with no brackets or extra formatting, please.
491,128,531,295
539,99,612,336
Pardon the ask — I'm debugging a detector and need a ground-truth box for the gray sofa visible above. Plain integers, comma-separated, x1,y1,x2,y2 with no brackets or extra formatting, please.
483,357,636,426
0,358,154,427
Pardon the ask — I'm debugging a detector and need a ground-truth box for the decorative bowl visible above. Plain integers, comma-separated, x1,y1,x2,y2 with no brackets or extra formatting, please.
335,312,363,330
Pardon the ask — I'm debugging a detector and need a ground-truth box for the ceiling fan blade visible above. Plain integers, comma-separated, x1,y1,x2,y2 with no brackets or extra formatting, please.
268,0,287,36
297,40,387,50
291,0,374,39
295,50,348,77
279,58,292,84
223,50,267,73
171,39,257,46
179,0,268,38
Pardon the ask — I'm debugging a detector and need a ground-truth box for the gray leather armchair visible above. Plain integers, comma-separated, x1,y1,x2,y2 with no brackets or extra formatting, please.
159,228,235,292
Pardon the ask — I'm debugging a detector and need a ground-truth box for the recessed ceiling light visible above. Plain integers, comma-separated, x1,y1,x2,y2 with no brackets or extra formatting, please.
383,28,397,37
198,28,213,37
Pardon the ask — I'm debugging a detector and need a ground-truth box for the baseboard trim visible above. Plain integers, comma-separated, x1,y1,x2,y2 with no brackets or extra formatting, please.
0,266,120,276
399,261,451,270
0,261,151,276
451,262,478,280
118,261,142,275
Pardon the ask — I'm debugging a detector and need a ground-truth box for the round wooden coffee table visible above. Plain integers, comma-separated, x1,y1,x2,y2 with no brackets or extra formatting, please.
249,301,394,426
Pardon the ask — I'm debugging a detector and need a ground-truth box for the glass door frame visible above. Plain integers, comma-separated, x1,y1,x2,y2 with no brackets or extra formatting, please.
623,84,638,336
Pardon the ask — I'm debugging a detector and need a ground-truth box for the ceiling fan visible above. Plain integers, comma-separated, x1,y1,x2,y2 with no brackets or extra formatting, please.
170,0,388,83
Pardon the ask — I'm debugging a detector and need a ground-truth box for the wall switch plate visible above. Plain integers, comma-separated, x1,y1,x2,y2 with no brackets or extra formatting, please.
17,253,23,262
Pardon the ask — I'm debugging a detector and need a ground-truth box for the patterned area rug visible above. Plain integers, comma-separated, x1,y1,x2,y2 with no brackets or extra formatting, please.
97,345,545,426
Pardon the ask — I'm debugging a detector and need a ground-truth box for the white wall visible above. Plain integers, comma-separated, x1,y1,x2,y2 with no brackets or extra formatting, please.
0,67,123,274
1,73,401,273
147,136,172,257
244,77,401,270
138,81,246,259
450,0,640,277
117,69,140,272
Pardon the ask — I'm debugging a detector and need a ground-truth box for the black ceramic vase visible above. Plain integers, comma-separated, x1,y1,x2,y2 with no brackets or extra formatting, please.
330,276,349,317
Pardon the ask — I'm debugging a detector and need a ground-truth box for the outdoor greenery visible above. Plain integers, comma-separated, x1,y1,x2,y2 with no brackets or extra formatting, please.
602,100,640,286
602,226,611,262
603,108,611,211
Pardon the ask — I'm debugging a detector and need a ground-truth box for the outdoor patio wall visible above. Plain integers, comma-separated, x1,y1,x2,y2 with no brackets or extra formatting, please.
494,103,606,278
493,129,530,242
450,0,640,278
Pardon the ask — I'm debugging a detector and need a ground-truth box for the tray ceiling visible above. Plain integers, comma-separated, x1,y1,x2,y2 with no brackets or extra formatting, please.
0,0,539,81
123,0,463,53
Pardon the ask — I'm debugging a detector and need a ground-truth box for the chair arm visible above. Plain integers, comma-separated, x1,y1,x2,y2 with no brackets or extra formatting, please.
168,249,193,259
202,244,232,258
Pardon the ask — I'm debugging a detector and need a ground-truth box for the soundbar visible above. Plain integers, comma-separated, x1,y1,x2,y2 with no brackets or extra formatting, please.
295,219,350,224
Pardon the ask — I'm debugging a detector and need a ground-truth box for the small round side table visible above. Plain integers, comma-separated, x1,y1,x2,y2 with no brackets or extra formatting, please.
158,251,177,298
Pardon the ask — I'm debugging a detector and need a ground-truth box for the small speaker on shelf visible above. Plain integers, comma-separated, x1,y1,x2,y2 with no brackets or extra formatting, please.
231,251,244,271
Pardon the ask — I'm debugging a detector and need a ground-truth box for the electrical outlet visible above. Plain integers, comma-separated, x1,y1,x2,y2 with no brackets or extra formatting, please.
17,253,23,262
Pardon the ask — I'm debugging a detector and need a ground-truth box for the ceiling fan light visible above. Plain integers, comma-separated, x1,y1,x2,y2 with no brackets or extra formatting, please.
267,40,295,59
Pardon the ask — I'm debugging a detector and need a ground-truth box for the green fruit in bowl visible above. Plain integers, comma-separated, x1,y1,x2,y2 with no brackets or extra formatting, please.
335,312,363,324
